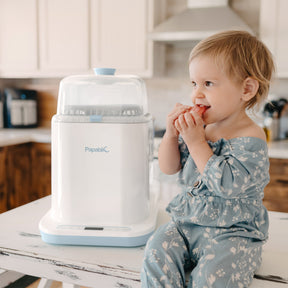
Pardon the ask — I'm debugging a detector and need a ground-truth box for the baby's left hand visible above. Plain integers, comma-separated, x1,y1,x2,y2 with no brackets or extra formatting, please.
174,107,206,146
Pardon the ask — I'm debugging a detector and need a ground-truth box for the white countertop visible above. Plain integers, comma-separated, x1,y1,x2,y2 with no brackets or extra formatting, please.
267,139,288,159
0,196,287,287
0,128,51,147
0,128,287,159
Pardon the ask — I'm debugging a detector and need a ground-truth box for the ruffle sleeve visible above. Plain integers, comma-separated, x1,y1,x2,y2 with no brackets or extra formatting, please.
178,135,189,168
202,138,270,199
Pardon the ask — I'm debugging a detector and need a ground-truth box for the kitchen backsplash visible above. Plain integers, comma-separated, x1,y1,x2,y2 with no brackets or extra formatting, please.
2,70,288,131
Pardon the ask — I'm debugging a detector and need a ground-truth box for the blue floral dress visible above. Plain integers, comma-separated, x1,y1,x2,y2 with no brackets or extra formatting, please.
141,137,270,288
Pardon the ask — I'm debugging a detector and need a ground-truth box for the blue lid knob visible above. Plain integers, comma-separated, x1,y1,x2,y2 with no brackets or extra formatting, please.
93,68,116,75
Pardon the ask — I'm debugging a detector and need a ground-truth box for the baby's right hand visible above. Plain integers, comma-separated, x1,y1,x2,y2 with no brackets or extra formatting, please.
165,103,192,138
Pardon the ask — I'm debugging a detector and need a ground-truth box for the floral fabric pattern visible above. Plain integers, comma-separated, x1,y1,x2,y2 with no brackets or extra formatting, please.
141,137,270,287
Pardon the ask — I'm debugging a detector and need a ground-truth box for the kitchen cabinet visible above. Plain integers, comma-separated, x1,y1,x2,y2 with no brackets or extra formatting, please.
6,144,31,210
38,0,90,73
0,0,38,75
30,143,51,201
0,0,160,77
0,148,7,213
260,0,288,78
90,0,153,76
0,143,51,212
264,158,288,212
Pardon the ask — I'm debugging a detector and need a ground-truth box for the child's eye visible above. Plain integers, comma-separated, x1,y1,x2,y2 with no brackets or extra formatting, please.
191,81,197,87
205,81,213,87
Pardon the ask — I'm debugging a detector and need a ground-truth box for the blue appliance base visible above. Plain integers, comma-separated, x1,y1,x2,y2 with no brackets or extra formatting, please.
40,230,153,247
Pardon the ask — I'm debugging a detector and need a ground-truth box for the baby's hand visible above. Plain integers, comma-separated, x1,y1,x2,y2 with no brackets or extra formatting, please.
176,105,207,124
175,105,207,145
165,103,192,138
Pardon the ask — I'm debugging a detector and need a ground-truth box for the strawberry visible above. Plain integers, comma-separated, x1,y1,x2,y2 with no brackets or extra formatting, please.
191,105,208,116
175,105,208,127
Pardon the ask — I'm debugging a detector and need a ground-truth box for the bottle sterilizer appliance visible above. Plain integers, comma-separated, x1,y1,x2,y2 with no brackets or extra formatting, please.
39,68,158,247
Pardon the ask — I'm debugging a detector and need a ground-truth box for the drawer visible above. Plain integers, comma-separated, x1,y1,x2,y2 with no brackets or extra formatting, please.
263,199,288,212
269,158,288,174
264,158,288,212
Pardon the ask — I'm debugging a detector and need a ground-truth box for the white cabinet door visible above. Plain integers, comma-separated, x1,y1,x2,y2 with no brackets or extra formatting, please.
0,0,38,75
0,0,157,77
260,0,288,78
90,0,153,77
38,0,90,73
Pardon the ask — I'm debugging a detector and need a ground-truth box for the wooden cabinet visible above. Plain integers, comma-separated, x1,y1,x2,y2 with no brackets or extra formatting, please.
0,143,51,212
264,158,288,212
0,148,7,213
6,144,32,210
260,0,288,77
0,0,158,77
31,143,51,201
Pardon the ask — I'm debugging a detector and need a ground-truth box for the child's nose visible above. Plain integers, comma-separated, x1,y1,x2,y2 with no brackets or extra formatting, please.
191,87,205,101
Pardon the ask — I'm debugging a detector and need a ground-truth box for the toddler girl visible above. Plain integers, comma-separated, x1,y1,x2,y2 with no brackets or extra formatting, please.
141,30,275,287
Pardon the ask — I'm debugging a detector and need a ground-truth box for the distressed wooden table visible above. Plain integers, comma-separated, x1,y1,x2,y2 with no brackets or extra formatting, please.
0,196,288,287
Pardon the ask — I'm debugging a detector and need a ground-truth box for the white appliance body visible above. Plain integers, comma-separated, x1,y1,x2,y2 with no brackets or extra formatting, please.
39,115,157,247
51,118,150,226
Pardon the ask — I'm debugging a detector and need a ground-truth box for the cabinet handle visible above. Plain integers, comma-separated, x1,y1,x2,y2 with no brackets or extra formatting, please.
276,179,288,185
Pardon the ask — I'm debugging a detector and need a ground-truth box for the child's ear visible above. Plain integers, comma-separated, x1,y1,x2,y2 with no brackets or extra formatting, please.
241,77,259,102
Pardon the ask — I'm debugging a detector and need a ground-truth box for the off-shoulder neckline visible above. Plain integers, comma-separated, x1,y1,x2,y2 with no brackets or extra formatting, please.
207,136,267,146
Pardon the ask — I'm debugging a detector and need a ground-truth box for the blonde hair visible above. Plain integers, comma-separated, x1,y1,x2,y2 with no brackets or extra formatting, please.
189,30,275,109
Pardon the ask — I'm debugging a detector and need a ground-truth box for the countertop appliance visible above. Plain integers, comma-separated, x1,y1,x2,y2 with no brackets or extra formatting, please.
39,68,157,247
3,88,37,128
